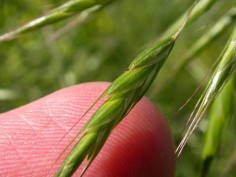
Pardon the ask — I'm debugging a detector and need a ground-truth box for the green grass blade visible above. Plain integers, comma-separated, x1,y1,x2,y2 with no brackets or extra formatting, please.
0,0,115,42
176,24,236,156
201,76,235,177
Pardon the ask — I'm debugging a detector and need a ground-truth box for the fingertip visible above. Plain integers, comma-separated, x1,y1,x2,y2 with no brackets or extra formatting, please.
0,82,175,177
0,82,110,177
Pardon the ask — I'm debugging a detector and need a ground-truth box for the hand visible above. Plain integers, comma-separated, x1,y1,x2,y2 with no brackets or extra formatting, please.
0,82,175,177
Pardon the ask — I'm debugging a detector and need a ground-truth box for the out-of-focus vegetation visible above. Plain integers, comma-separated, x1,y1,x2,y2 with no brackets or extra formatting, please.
0,0,235,176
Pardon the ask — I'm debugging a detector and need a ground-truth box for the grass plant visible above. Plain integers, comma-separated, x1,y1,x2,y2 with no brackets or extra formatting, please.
0,0,235,177
54,2,203,176
176,23,236,156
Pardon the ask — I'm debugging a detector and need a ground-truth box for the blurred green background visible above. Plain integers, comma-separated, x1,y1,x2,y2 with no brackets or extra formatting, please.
0,0,235,176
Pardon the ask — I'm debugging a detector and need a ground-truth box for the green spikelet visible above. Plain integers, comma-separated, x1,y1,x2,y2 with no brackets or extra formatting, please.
176,24,236,156
55,36,175,177
0,0,114,42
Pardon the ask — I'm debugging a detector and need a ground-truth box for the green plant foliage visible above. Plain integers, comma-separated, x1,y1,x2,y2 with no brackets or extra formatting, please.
0,0,235,177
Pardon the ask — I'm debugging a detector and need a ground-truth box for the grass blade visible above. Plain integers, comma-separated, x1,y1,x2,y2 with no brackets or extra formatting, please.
0,0,115,42
176,23,236,156
201,76,235,177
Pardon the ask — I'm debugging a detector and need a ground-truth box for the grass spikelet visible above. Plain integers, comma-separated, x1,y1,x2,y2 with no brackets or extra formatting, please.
56,35,176,177
176,24,236,156
54,2,200,176
201,76,235,177
0,0,114,42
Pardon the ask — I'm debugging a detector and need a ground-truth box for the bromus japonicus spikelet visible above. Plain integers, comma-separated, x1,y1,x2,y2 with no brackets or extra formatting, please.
55,32,176,177
176,23,236,156
54,1,200,177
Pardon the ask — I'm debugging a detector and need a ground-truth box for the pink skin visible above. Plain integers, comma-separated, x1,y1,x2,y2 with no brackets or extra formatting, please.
0,82,175,177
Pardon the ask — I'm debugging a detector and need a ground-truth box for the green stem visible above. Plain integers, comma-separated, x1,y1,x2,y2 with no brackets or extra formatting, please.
0,0,115,42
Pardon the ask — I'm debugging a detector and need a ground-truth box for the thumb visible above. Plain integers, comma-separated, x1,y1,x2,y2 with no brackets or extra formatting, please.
0,82,175,177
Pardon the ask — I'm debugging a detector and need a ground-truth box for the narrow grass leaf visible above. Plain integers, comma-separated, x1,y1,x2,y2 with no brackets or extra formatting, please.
201,76,235,177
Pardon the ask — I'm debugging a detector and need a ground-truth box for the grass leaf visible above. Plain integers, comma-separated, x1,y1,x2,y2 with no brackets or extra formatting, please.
201,76,235,177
